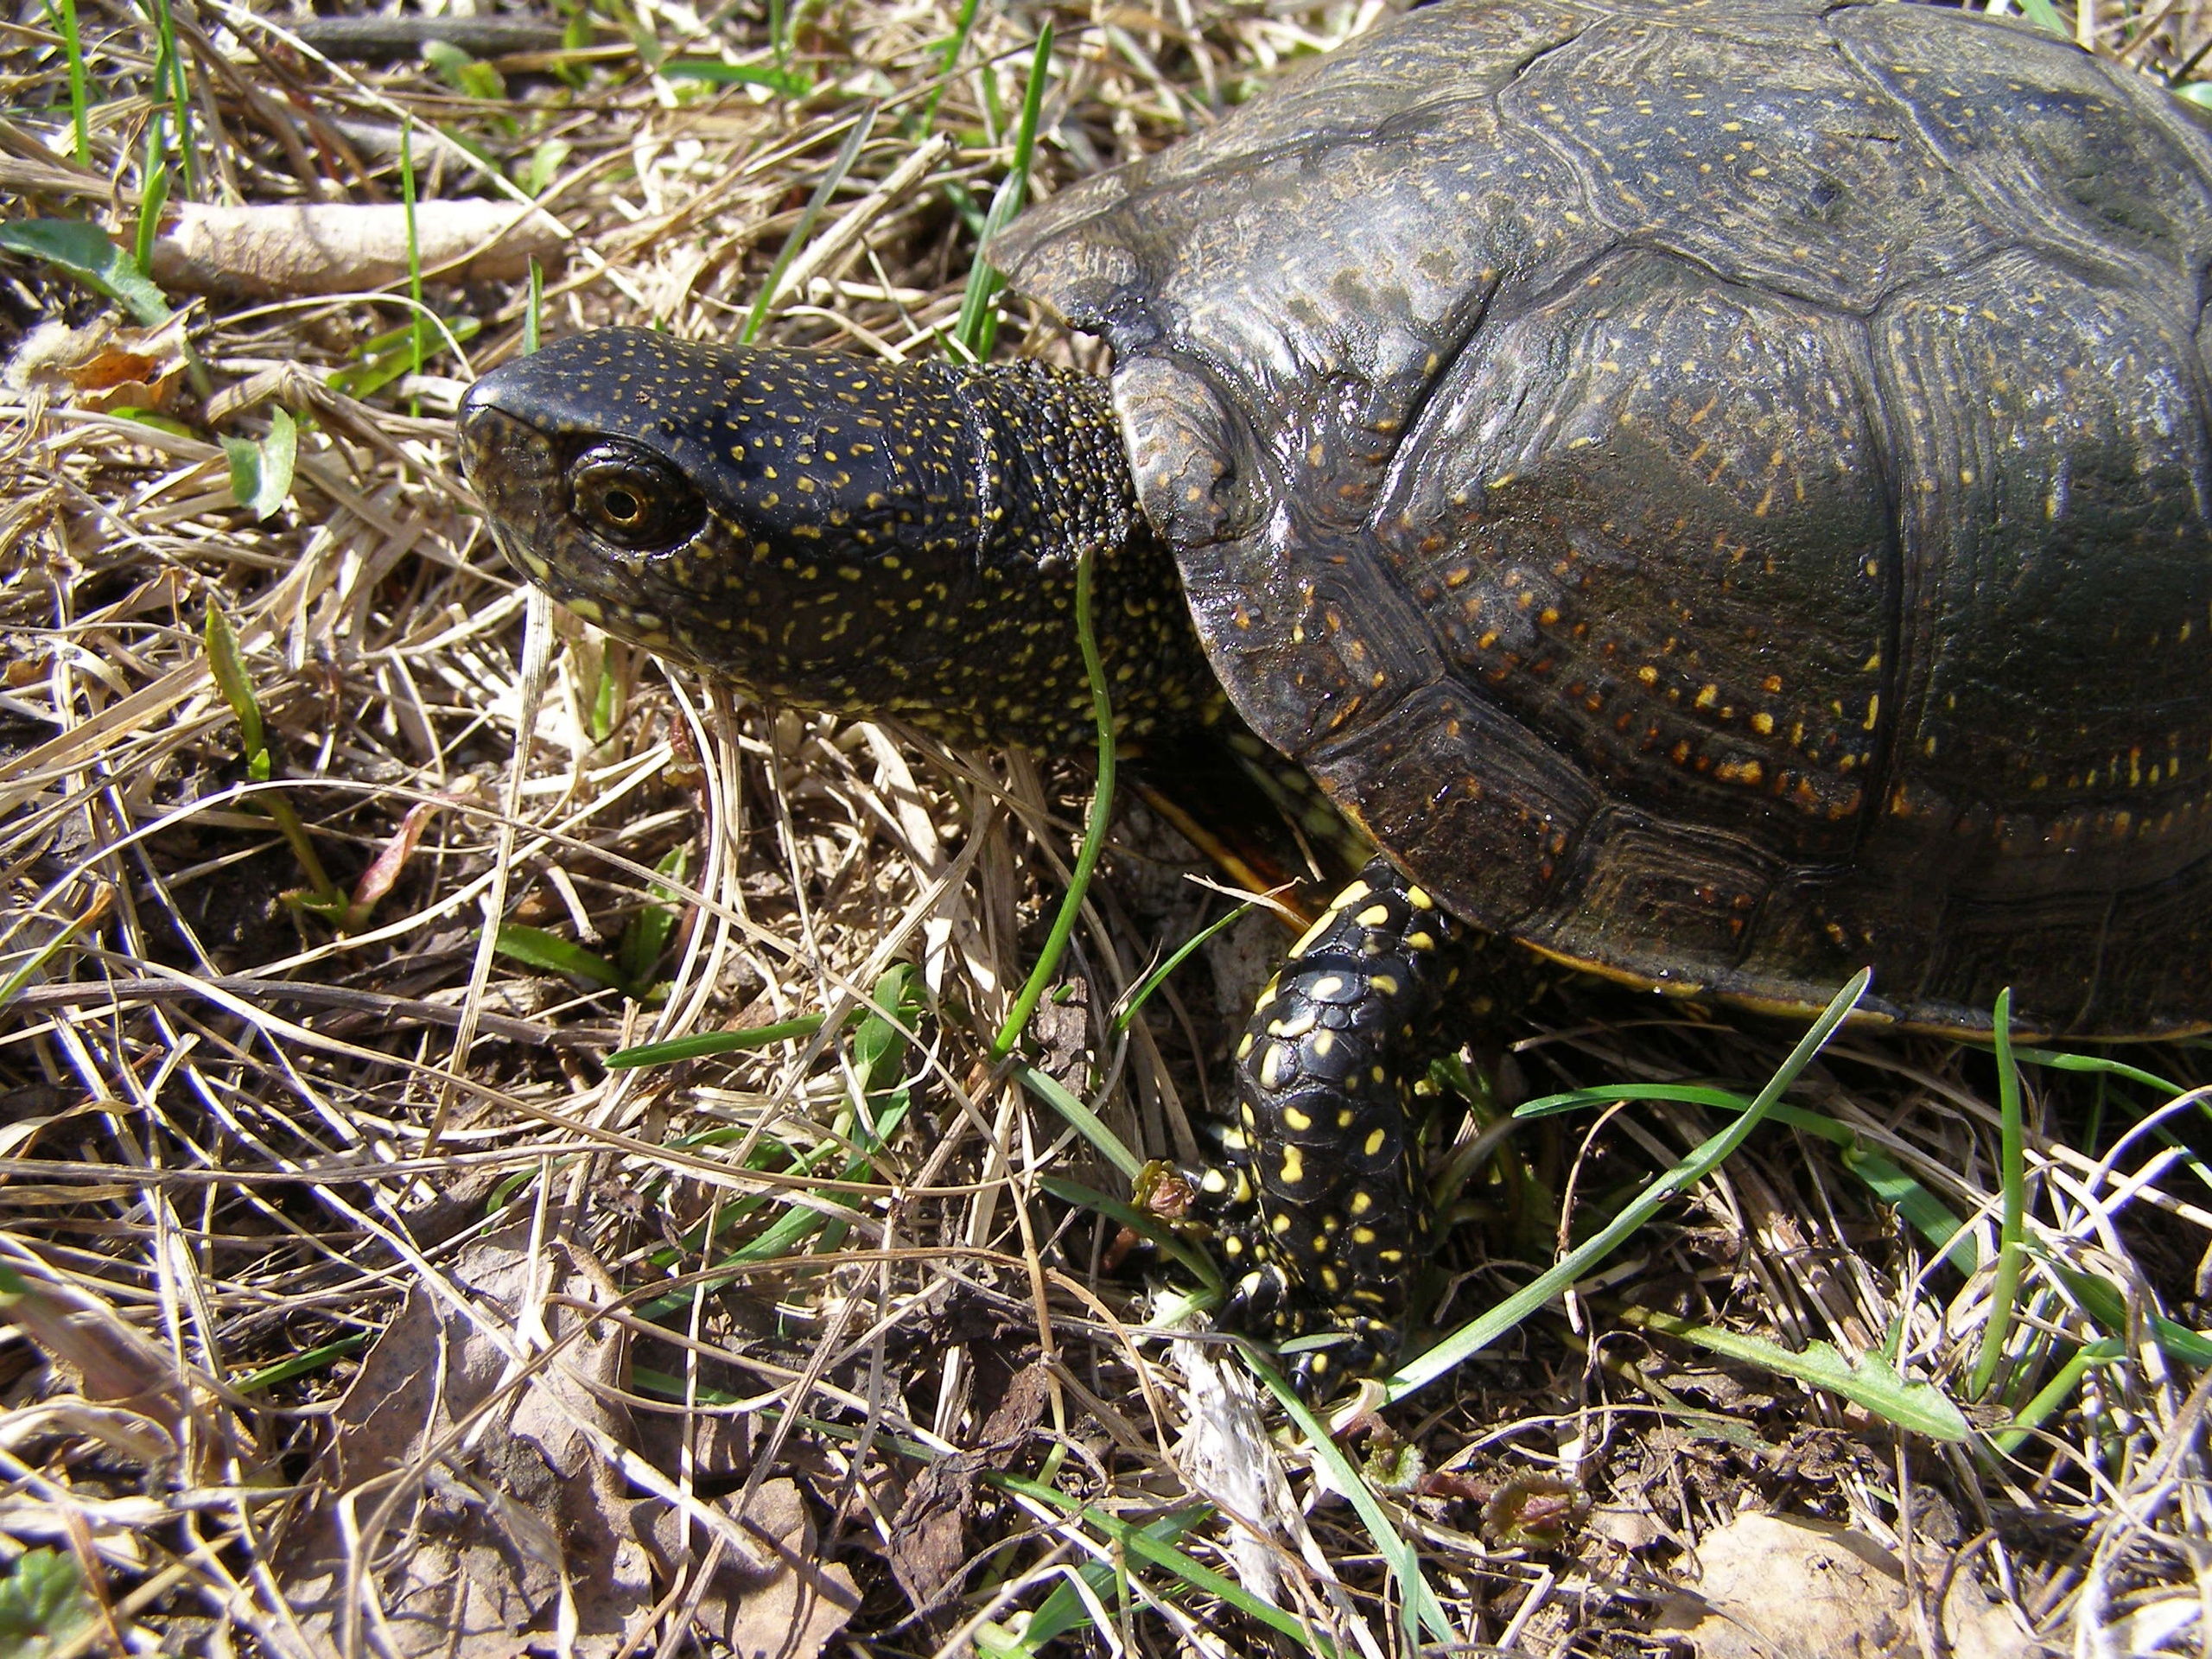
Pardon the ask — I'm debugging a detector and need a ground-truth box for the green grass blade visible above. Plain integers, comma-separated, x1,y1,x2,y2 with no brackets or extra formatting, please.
1390,969,1870,1400
1991,1338,2126,1455
232,1333,371,1392
491,923,630,990
992,1474,1342,1654
615,845,689,989
203,601,267,772
950,23,1052,359
918,0,984,133
0,220,171,327
1969,989,2026,1401
1843,1144,1978,1274
2010,1046,2181,1096
1246,1355,1453,1649
1113,899,1260,1033
742,106,876,342
994,539,1112,1056
1015,1065,1141,1182
222,408,297,521
55,0,88,164
975,1501,1209,1655
663,58,816,98
1036,1173,1220,1287
606,1013,835,1068
134,131,171,280
1619,1305,1968,1441
1520,1080,1975,1272
2045,1262,2212,1367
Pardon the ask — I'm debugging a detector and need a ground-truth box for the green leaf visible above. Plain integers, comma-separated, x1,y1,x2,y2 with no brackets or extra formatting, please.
0,219,170,326
1015,1064,1142,1182
492,923,629,989
423,39,507,99
1843,1144,1977,1274
850,964,921,1134
615,844,688,989
0,1549,99,1659
2047,1262,2212,1367
662,58,816,98
2012,0,2071,40
328,315,480,399
1620,1306,1969,1441
607,1013,834,1068
951,23,1052,359
1392,970,1870,1400
222,406,297,521
989,1477,1339,1656
518,138,574,196
203,601,266,770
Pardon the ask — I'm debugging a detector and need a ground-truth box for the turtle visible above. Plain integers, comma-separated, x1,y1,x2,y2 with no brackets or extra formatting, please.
457,0,2212,1387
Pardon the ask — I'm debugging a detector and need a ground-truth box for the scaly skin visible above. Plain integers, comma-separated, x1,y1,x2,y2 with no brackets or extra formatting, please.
460,334,1465,1389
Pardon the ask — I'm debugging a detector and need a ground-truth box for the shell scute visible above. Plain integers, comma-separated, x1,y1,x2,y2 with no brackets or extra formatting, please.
1001,0,2212,1034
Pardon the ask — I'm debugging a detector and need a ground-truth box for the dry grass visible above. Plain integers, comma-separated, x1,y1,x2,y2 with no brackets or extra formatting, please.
4,2,2212,1655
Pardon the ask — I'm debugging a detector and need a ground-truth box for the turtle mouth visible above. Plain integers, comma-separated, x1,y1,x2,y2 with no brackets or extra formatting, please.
456,398,568,586
456,397,679,632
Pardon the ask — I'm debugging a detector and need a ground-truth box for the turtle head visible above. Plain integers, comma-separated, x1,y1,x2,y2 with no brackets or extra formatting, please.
460,329,1205,747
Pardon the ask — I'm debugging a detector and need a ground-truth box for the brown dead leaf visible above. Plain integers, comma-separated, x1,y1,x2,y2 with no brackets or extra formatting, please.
0,1263,190,1439
638,1478,858,1659
888,1359,1053,1612
274,1221,656,1658
150,200,565,297
1651,1512,2033,1659
1029,979,1092,1090
3,315,192,411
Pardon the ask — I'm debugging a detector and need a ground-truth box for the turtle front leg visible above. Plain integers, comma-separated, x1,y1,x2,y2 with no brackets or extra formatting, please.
1201,856,1459,1394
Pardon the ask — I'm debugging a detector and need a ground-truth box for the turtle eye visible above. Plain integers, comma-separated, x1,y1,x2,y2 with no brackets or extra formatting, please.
569,443,703,549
